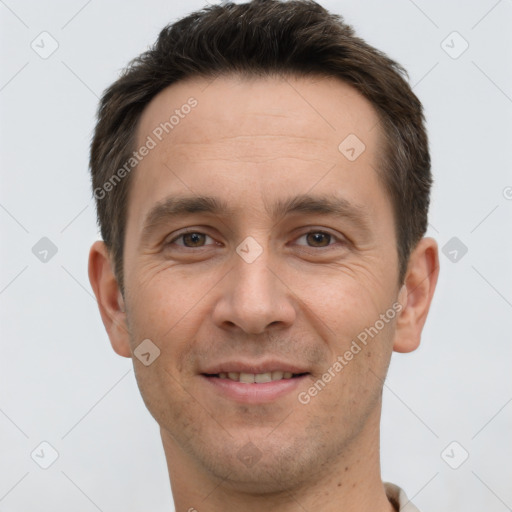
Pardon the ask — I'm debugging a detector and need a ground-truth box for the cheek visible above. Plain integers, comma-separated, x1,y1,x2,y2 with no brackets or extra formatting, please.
294,268,396,401
128,265,213,334
125,266,220,386
133,360,201,437
292,267,391,343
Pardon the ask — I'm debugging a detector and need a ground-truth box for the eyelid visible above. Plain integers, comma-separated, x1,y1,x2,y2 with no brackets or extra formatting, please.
292,229,346,248
167,228,217,247
165,227,347,249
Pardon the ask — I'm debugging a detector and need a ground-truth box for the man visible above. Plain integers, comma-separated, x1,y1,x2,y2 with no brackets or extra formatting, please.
88,1,439,510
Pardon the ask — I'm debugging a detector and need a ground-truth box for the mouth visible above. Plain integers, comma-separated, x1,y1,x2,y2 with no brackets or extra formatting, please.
200,371,310,403
202,371,309,383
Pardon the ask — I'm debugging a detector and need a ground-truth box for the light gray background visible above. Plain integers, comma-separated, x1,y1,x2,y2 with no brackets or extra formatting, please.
1,0,511,510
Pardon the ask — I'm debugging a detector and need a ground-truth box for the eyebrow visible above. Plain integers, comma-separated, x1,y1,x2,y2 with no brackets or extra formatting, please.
140,193,372,244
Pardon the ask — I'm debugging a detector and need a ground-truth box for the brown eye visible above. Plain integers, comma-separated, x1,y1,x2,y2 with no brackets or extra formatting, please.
181,233,206,247
297,231,340,249
170,232,213,248
305,232,332,247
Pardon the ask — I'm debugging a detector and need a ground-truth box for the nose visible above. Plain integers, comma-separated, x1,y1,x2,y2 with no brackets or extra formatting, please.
211,244,297,335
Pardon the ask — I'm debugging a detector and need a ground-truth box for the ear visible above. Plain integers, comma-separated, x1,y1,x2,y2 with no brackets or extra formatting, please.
393,237,440,353
88,240,132,358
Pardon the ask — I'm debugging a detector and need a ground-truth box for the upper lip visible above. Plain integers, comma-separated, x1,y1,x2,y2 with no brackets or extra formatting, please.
201,360,310,375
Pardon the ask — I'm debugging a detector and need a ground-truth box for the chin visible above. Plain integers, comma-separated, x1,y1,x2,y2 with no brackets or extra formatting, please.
191,431,324,495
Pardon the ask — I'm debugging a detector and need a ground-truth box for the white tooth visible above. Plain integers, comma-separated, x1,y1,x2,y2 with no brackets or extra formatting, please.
218,372,227,379
283,372,293,379
228,372,240,381
239,372,255,384
271,371,284,381
255,372,272,383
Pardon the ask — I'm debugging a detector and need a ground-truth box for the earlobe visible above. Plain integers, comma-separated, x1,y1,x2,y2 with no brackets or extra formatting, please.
88,241,132,358
393,237,440,353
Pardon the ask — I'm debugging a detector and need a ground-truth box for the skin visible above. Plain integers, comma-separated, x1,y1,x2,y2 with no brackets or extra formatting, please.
89,74,439,512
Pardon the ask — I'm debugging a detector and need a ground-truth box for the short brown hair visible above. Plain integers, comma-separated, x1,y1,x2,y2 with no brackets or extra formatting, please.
90,0,431,293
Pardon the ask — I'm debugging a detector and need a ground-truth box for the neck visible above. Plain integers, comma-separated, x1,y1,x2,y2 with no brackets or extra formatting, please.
160,404,395,512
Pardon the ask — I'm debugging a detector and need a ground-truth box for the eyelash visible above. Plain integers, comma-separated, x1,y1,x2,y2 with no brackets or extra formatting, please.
166,229,345,250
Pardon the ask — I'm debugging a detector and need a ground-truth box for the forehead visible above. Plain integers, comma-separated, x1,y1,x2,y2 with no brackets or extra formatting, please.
137,73,381,152
129,74,388,230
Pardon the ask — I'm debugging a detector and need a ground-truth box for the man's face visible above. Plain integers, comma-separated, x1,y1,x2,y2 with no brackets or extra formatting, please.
121,75,401,489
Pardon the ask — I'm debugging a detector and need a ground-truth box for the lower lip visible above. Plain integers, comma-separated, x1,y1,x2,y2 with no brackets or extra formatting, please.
201,375,308,404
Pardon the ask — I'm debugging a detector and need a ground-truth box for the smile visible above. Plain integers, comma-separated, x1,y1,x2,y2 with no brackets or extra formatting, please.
200,372,310,403
204,371,308,383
